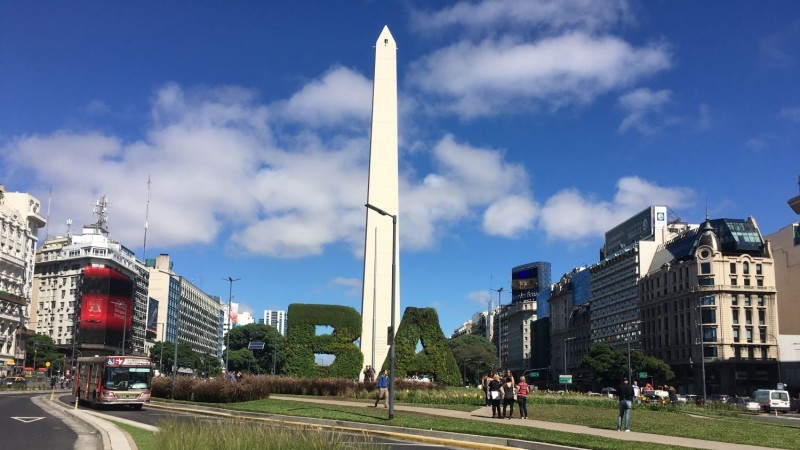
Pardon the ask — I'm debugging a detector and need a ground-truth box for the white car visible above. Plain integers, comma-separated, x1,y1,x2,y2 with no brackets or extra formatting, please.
730,397,760,412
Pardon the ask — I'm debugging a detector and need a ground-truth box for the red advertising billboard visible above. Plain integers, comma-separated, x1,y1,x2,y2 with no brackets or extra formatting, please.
79,266,133,351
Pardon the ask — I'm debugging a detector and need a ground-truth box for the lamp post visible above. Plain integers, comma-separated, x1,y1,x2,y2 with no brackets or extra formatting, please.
364,203,397,420
492,287,504,367
626,320,642,382
224,276,241,375
171,276,183,398
764,332,782,386
697,303,714,408
563,337,575,392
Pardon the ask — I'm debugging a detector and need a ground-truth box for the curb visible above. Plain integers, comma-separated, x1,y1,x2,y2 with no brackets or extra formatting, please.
33,394,133,450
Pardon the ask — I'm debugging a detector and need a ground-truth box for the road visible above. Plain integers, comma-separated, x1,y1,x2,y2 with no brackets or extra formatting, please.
0,392,98,450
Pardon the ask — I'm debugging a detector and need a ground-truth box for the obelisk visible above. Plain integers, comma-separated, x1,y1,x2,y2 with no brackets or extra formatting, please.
360,26,399,378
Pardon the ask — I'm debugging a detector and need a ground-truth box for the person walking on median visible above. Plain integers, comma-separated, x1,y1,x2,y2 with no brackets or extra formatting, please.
501,376,516,419
374,369,389,408
617,378,635,432
668,384,678,410
516,376,529,419
488,374,502,418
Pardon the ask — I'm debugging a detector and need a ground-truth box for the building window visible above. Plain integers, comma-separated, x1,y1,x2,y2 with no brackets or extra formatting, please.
732,309,739,325
703,327,717,342
703,345,718,357
701,308,716,324
731,294,738,306
744,278,751,286
701,262,711,274
758,310,765,326
744,296,751,307
745,310,752,325
757,279,763,287
733,327,739,342
759,328,767,343
731,278,738,286
757,295,764,307
743,261,750,275
755,263,762,275
699,277,714,286
730,262,737,274
700,295,715,306
746,328,753,343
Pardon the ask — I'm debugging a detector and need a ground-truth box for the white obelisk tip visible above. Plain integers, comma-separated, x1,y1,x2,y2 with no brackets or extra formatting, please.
377,25,395,47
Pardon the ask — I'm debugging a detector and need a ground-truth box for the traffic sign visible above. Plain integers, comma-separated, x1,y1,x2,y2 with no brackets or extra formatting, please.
638,372,648,378
45,362,51,367
528,371,539,378
248,341,265,350
559,375,573,384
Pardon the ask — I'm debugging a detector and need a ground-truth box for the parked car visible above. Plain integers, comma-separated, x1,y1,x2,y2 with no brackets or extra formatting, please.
600,387,616,398
643,394,665,404
729,397,760,413
675,394,688,404
752,389,791,413
709,394,731,403
683,394,699,405
2,376,26,387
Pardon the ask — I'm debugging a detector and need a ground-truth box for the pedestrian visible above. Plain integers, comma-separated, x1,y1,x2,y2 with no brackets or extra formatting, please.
668,385,678,410
617,378,635,432
374,369,389,408
501,376,516,419
517,376,529,419
50,375,57,389
59,375,65,389
632,380,640,403
488,374,502,418
481,373,491,406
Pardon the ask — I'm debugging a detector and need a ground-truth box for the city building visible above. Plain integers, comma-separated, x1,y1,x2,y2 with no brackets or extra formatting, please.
263,309,286,336
31,197,144,357
640,217,779,396
589,206,687,350
493,262,549,371
766,219,800,389
147,254,223,358
549,268,591,388
0,185,45,376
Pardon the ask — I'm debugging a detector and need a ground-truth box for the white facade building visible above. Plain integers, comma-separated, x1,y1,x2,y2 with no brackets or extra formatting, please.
0,185,45,376
263,309,286,336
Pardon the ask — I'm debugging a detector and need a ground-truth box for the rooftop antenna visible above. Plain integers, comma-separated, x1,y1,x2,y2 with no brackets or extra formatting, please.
45,187,52,240
142,176,151,260
66,218,72,237
92,195,110,232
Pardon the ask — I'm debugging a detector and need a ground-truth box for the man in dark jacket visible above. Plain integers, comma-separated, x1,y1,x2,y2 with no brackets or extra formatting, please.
617,378,635,432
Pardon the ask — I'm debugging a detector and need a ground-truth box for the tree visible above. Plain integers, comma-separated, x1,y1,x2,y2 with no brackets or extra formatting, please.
447,334,498,385
148,341,205,375
582,343,675,390
225,323,287,375
25,334,60,372
225,348,258,373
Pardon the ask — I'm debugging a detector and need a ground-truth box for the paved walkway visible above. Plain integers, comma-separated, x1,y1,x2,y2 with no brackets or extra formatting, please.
261,395,776,450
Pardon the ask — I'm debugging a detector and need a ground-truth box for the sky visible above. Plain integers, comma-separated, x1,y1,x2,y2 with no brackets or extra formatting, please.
2,1,799,337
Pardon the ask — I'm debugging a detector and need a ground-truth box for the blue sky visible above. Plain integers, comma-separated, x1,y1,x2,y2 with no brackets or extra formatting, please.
2,1,799,337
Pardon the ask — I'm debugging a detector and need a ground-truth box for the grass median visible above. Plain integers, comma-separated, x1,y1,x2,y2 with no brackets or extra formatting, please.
153,395,800,450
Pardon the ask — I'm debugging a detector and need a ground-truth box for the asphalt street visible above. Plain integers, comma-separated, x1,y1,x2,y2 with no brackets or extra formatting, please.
0,393,83,450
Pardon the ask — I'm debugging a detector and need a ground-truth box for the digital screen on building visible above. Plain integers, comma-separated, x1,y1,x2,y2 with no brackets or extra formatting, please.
512,265,539,302
79,266,133,350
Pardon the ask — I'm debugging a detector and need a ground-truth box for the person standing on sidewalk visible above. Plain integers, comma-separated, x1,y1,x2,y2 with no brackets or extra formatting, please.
374,369,389,408
516,376,529,419
667,385,678,410
488,374,502,418
501,376,516,419
617,378,635,432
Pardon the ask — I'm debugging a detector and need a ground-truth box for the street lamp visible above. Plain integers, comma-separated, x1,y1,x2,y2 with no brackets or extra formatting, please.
764,332,782,386
492,287,504,366
364,203,397,420
626,320,642,382
171,276,183,398
697,303,715,408
563,337,575,392
224,276,241,375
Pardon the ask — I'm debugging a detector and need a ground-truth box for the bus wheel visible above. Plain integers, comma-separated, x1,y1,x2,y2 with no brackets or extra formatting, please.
131,404,143,410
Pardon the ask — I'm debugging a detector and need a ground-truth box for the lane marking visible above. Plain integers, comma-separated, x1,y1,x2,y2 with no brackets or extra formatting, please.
12,417,46,423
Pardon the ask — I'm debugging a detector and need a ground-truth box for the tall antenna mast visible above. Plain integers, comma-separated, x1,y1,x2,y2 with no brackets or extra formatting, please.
45,187,52,240
92,195,110,232
142,176,151,260
66,218,72,237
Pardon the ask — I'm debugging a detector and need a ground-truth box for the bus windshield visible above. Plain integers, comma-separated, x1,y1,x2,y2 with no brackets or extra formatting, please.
103,367,151,391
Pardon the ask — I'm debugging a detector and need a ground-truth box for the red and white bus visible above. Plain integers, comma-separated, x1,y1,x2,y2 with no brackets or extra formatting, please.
73,355,153,409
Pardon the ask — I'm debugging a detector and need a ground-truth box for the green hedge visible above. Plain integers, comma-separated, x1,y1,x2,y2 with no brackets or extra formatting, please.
390,307,461,386
284,304,363,379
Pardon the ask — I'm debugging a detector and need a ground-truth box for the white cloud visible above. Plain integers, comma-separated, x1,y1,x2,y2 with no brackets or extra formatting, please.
409,33,671,119
538,176,694,241
411,0,632,35
745,138,767,152
483,196,538,237
779,107,800,122
276,66,373,129
617,88,671,134
466,290,492,309
402,134,535,249
330,277,362,298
